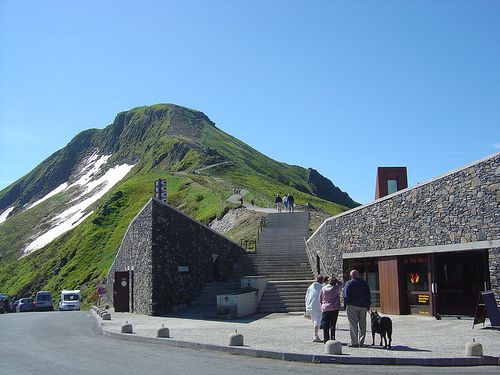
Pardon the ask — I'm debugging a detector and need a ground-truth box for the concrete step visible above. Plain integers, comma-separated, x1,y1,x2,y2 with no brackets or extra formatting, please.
249,254,308,259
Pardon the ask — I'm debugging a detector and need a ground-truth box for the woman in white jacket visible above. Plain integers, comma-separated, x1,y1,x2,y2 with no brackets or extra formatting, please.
305,274,324,342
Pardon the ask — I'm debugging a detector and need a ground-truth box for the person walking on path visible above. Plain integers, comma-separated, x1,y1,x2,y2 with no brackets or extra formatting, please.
282,194,288,212
344,269,371,347
305,274,324,342
319,276,342,343
275,194,282,212
287,193,295,212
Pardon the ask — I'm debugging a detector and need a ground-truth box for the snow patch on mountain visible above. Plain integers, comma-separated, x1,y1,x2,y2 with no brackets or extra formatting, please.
0,206,15,225
27,182,69,210
22,154,134,255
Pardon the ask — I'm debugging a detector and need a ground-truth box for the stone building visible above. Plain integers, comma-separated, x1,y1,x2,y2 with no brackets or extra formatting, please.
107,198,243,315
306,153,499,317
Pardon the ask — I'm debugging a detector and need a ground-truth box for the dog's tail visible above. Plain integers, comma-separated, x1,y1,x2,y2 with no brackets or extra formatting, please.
387,319,393,340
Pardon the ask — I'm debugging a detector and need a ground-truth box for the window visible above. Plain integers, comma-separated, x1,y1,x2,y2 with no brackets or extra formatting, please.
63,294,79,301
387,179,398,194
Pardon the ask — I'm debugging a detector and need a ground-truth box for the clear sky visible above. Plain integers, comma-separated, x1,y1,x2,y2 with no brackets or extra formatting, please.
1,1,499,204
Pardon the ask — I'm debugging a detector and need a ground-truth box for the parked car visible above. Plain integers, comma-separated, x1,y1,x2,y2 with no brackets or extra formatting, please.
0,293,9,313
35,291,53,311
58,290,81,311
17,298,35,312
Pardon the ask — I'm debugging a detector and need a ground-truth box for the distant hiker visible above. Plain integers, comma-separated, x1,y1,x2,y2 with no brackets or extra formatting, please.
283,194,288,212
305,274,324,342
251,199,255,206
239,196,244,206
275,194,282,212
287,194,295,212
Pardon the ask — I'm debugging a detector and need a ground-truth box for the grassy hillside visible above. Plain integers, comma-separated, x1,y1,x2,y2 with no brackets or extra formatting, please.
0,103,356,306
0,171,234,304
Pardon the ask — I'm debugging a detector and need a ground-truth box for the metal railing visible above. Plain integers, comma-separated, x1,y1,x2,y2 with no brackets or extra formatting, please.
240,216,268,252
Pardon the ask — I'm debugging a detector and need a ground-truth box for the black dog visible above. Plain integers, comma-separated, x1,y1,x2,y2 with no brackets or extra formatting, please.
369,310,392,349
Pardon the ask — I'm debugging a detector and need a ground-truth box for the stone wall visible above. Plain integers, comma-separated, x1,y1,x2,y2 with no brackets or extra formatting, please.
151,199,244,315
307,154,500,299
107,198,244,316
106,201,153,314
490,247,500,302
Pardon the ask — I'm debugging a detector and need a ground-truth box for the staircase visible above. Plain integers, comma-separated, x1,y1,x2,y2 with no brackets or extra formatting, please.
194,211,313,314
251,212,313,313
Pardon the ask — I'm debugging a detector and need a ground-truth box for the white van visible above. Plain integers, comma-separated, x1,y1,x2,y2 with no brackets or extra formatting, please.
59,290,81,311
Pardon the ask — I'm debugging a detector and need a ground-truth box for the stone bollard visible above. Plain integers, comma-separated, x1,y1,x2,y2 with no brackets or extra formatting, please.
157,324,170,338
325,340,342,355
228,330,244,346
102,313,111,320
465,339,483,357
121,322,133,334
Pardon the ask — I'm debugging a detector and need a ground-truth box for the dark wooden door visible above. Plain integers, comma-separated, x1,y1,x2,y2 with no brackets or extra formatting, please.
113,271,131,312
378,257,401,314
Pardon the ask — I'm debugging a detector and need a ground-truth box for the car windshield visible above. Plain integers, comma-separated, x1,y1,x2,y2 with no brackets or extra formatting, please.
37,294,52,301
63,294,79,301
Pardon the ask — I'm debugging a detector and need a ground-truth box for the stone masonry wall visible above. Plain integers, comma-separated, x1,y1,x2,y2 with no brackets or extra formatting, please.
490,247,500,302
106,201,153,315
151,199,244,316
307,154,500,299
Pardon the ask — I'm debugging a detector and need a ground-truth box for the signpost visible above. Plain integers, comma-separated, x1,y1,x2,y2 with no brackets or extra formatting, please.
97,285,107,306
472,290,500,329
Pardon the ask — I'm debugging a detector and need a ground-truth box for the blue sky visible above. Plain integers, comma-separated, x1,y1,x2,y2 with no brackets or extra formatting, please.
1,1,499,204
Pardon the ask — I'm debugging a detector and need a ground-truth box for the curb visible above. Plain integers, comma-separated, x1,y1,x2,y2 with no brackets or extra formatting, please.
89,309,499,367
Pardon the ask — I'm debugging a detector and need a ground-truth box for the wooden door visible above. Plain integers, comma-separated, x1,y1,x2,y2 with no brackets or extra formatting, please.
378,258,401,314
113,271,131,312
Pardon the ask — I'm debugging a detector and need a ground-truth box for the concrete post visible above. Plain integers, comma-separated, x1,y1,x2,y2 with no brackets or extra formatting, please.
325,340,342,355
102,313,111,320
157,325,170,338
465,339,483,356
121,322,133,334
228,330,244,346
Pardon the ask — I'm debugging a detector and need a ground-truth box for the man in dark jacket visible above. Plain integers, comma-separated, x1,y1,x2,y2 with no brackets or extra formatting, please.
343,269,371,347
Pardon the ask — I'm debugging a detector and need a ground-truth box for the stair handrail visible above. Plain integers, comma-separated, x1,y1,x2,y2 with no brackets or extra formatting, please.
239,215,267,252
254,215,268,251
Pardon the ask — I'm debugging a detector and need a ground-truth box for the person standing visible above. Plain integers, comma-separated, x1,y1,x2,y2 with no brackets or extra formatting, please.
287,193,295,212
282,194,288,212
344,269,371,347
320,276,342,343
305,274,324,342
275,194,282,212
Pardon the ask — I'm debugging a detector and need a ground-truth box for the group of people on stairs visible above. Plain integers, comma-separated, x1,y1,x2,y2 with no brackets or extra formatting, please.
274,193,295,212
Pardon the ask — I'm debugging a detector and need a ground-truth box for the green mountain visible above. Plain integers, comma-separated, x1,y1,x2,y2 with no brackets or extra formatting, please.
0,103,357,304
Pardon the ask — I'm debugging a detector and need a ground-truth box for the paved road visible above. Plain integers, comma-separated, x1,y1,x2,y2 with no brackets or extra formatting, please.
0,311,497,375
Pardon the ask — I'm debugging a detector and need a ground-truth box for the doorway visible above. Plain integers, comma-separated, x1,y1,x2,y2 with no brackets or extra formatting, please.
400,255,431,315
113,271,133,312
433,250,489,316
343,258,380,309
